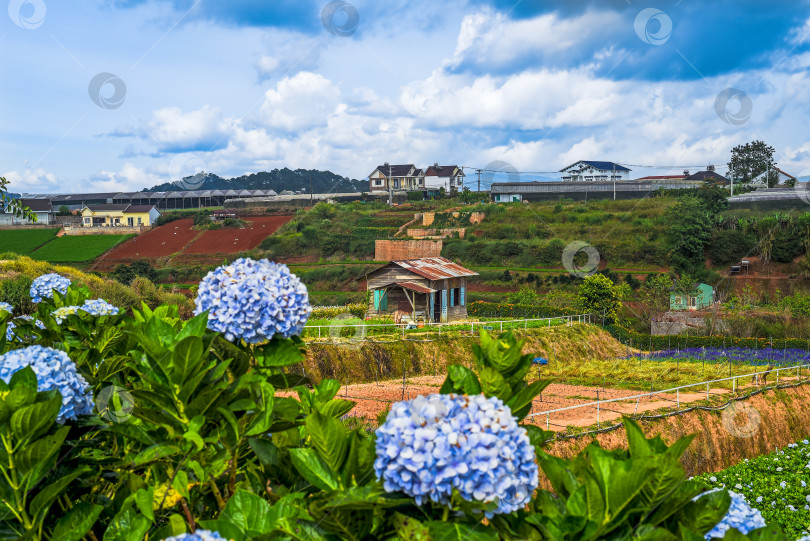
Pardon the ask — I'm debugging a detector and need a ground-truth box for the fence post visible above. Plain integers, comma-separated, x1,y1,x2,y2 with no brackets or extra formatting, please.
500,321,503,332
597,401,600,428
676,388,679,410
706,382,710,401
546,413,549,430
318,326,321,339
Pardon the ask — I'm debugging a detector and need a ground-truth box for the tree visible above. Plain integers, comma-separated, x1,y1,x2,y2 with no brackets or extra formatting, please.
0,176,36,222
56,205,72,216
635,273,673,329
508,285,541,305
727,140,776,184
577,274,621,324
665,197,713,275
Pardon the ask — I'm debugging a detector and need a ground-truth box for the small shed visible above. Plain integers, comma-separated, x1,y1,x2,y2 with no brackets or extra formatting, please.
365,257,478,322
670,283,715,311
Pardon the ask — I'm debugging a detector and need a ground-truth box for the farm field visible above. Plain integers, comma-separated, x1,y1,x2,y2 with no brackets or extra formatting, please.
28,234,134,262
184,215,292,253
0,228,58,255
99,218,199,260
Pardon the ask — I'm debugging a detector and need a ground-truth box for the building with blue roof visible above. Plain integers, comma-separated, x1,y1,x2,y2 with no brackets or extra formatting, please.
559,160,631,182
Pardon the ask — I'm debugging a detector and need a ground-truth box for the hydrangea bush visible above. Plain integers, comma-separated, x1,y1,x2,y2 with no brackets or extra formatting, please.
0,301,13,314
29,273,71,302
375,393,538,514
0,258,786,540
0,345,93,423
700,490,766,539
194,257,311,342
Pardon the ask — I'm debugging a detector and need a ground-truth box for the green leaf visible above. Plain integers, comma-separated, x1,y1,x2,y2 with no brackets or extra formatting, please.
134,487,155,522
176,313,209,340
424,521,497,540
30,468,88,522
393,513,430,540
317,399,356,419
9,367,37,392
16,426,69,476
51,502,104,541
218,489,274,536
171,336,205,384
172,470,189,500
478,366,512,402
506,380,551,420
306,410,348,474
151,514,188,541
10,394,61,440
132,443,182,467
289,448,340,491
6,385,36,411
248,438,278,467
439,365,481,395
255,338,304,368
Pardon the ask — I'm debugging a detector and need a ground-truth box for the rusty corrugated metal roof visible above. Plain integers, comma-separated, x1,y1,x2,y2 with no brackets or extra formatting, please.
396,281,436,294
392,257,478,280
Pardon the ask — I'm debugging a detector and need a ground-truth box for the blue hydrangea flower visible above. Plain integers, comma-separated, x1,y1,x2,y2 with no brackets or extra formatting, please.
194,258,311,343
701,490,766,539
162,530,226,541
374,393,538,515
80,299,119,317
3,321,14,342
0,345,94,423
0,302,13,315
52,305,81,324
18,315,46,329
29,273,71,303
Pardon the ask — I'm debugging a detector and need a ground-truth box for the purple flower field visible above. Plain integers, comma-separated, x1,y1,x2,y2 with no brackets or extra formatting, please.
634,347,810,366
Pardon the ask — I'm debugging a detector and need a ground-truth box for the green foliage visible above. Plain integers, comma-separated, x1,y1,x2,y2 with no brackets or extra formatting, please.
711,229,756,265
29,235,134,263
0,229,57,255
665,197,714,275
0,274,35,314
514,418,743,540
696,438,810,540
577,274,621,324
466,300,578,319
111,260,158,286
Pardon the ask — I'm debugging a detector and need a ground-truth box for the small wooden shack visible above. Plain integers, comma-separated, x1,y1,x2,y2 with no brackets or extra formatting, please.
365,257,478,323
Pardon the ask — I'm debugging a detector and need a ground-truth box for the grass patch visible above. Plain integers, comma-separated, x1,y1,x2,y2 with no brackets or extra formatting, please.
29,234,135,262
0,229,58,255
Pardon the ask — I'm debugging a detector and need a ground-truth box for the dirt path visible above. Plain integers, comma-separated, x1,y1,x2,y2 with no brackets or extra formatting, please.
295,374,797,431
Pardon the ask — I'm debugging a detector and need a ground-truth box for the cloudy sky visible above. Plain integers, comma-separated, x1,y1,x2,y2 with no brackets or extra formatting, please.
3,0,810,193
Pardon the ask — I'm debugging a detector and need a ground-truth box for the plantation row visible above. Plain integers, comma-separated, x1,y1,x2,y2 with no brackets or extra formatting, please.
0,229,133,262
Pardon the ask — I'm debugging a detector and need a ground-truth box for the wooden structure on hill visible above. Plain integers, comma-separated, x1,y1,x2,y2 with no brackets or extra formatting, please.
365,257,478,323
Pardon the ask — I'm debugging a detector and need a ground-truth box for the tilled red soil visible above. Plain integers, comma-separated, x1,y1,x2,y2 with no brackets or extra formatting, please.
184,216,291,254
99,219,199,260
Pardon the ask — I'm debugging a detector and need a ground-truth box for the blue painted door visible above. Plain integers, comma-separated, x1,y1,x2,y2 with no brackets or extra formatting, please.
441,289,448,322
429,292,435,321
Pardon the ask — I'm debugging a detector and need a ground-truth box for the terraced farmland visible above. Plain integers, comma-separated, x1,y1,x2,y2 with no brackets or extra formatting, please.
0,228,58,255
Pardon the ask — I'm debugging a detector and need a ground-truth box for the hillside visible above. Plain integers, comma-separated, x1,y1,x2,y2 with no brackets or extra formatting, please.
145,168,366,193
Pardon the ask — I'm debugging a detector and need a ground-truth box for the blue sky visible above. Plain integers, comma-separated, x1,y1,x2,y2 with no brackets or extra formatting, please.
3,0,810,193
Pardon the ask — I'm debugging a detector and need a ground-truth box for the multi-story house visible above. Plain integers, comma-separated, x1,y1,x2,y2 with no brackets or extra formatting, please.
368,164,425,192
424,164,465,194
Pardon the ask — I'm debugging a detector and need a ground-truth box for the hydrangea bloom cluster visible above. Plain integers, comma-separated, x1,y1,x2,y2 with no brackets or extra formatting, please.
162,530,225,541
80,299,119,317
0,302,13,314
3,322,14,342
29,273,71,303
0,345,94,423
52,305,81,324
374,393,538,515
194,258,311,343
701,490,766,539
